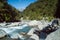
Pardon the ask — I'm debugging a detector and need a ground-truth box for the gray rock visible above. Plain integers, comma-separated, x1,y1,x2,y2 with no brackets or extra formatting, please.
0,29,6,38
45,29,60,40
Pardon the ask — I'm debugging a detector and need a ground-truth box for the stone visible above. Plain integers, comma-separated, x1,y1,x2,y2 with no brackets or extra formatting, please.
45,29,60,40
0,29,6,38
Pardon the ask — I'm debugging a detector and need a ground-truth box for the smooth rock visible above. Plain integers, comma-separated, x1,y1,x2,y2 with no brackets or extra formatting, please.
0,29,6,38
45,29,60,40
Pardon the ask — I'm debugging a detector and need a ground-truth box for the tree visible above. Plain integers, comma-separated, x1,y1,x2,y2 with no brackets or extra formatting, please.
23,0,58,20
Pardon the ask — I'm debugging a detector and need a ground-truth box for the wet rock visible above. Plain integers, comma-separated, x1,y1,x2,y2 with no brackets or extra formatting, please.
45,29,60,40
51,19,59,28
0,29,6,38
0,36,11,40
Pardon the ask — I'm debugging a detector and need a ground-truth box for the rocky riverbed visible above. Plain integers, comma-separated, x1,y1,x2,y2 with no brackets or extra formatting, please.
0,19,60,40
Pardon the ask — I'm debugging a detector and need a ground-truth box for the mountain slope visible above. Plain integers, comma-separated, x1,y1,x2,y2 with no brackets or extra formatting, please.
23,0,58,20
0,0,21,22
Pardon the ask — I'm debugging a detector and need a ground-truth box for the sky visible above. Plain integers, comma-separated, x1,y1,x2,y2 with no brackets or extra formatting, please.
8,0,37,11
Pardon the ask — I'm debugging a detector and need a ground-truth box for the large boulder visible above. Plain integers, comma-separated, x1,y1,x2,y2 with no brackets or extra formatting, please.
0,29,6,38
45,29,60,40
28,20,39,26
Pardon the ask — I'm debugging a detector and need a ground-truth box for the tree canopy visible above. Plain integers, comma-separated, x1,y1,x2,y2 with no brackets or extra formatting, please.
22,0,58,21
0,0,21,22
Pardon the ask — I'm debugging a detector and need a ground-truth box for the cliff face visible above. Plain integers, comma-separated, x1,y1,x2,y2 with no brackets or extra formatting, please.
0,0,21,22
23,0,58,20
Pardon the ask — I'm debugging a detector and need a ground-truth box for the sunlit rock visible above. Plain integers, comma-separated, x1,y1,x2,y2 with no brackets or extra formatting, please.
45,29,60,40
27,28,39,40
0,29,6,38
0,22,6,27
6,22,20,27
38,20,49,30
19,32,31,40
28,20,39,26
9,33,19,39
30,34,39,40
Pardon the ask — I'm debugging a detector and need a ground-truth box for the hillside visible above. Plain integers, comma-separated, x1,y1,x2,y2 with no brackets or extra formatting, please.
23,0,58,20
0,0,21,22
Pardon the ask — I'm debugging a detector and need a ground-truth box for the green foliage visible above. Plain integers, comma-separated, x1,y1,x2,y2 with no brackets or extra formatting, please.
0,0,21,22
0,0,58,22
23,0,58,20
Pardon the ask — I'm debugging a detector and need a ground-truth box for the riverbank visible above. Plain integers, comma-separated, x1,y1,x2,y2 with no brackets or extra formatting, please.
0,19,60,40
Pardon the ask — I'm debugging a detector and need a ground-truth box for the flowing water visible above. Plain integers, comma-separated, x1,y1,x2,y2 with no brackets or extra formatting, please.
0,19,59,40
0,24,32,40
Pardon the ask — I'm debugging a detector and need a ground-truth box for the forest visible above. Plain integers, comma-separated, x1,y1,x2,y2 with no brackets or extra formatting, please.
0,0,59,22
22,0,58,21
0,0,21,22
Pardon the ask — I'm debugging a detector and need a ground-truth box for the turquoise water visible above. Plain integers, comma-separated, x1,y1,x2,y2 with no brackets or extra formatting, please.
17,26,32,33
0,25,32,40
